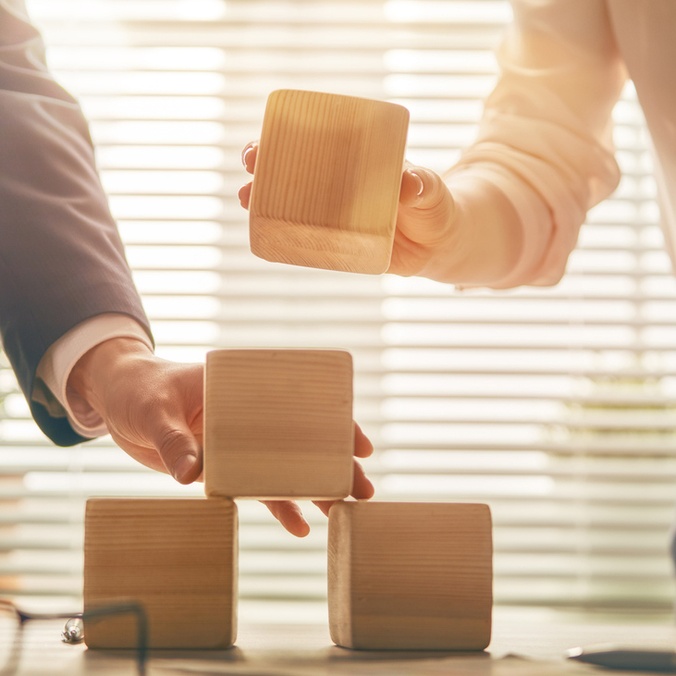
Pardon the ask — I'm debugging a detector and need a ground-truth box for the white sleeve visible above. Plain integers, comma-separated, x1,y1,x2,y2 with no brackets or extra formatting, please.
445,0,627,287
34,314,153,439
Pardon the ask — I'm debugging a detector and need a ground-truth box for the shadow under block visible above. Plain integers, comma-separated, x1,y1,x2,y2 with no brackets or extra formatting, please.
328,501,493,651
83,498,238,650
204,348,354,500
249,89,410,274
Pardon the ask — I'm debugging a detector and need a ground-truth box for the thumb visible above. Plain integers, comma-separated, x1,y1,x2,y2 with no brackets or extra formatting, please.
400,165,451,211
153,423,202,484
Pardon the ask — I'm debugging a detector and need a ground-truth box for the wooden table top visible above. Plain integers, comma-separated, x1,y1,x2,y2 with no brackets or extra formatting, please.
11,606,676,675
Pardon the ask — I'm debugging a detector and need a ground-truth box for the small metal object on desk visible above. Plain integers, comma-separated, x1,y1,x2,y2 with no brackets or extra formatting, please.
61,617,84,644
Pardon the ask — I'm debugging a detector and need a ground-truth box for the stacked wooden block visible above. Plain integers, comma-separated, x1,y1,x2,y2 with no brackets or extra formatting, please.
84,497,238,649
83,348,493,651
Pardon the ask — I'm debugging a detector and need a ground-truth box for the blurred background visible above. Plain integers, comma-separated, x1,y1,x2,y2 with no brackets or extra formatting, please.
2,0,676,621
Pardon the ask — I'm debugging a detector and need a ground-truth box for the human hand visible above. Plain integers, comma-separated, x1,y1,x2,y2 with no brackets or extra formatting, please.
67,337,204,483
68,337,375,537
238,144,455,278
390,163,457,277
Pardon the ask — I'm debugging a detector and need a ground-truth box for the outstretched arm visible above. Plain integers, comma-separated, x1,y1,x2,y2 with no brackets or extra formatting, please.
239,1,628,290
392,0,628,289
0,0,153,443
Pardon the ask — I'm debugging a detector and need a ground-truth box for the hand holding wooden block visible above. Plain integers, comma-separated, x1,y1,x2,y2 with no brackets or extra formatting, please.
249,89,409,274
204,348,354,500
84,498,238,649
328,501,492,650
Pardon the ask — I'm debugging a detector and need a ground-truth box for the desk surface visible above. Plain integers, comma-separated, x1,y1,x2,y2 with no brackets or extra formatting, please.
13,607,676,675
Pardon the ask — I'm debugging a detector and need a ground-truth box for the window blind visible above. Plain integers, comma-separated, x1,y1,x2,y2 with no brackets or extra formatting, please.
1,0,675,615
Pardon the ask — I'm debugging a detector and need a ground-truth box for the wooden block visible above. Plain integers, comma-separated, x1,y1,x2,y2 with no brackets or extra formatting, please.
249,89,409,274
84,498,237,649
328,501,492,651
204,348,354,500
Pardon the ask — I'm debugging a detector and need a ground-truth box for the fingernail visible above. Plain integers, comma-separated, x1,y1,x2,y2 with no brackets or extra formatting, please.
298,519,311,537
241,142,257,168
406,169,424,196
173,454,199,484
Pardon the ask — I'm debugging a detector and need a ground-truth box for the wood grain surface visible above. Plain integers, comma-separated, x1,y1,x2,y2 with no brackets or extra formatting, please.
250,89,409,274
204,348,354,499
84,497,238,649
328,501,493,650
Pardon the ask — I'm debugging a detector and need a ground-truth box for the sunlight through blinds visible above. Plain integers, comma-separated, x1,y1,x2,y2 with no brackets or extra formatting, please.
1,0,676,614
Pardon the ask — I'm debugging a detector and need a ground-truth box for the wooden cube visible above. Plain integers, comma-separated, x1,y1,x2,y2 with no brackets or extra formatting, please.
328,501,492,650
204,348,354,500
249,89,409,274
84,498,237,649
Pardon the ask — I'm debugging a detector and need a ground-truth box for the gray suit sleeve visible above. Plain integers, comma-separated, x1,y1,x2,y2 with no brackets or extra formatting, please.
0,1,153,445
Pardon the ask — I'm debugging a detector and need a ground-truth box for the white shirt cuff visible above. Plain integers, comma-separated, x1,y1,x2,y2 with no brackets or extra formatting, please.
34,314,153,439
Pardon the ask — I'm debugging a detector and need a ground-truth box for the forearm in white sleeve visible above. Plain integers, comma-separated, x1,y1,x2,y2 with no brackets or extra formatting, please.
442,0,627,288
